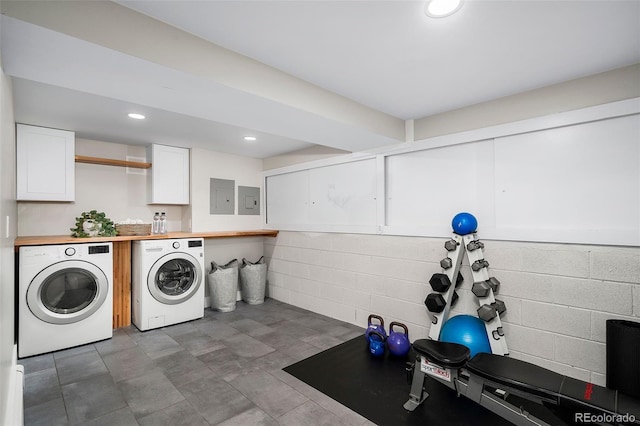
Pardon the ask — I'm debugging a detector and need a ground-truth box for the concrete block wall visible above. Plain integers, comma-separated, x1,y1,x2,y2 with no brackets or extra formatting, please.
264,231,640,385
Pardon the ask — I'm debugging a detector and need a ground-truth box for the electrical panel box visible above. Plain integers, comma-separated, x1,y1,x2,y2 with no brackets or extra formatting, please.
238,186,260,215
210,178,235,215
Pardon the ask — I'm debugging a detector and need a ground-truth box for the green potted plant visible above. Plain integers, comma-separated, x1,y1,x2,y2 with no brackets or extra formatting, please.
70,210,117,237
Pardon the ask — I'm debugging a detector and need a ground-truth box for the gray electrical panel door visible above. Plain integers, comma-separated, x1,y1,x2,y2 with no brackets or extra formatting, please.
210,178,235,215
238,186,260,215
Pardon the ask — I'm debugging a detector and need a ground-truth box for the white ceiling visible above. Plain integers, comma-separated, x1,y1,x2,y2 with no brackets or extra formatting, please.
9,77,315,157
2,0,639,158
118,0,640,119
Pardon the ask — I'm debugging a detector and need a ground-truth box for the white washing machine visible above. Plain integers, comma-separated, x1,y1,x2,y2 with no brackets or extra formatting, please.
18,243,113,358
132,238,205,331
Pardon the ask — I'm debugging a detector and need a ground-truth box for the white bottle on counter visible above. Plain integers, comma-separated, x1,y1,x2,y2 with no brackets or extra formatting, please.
152,212,160,234
159,212,167,234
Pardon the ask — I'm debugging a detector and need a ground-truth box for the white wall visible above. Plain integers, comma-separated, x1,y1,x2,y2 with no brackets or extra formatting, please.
2,1,406,152
202,236,266,306
17,140,269,236
0,41,19,425
16,139,270,302
262,66,640,385
263,103,640,248
414,64,640,140
265,232,640,385
188,147,267,305
15,138,269,307
263,145,350,171
17,138,185,236
189,147,264,232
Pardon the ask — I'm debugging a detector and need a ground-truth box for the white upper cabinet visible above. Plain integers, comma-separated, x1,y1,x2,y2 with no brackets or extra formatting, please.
147,144,190,205
16,124,75,201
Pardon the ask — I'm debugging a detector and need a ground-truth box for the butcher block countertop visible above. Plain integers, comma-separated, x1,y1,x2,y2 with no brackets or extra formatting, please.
14,229,279,247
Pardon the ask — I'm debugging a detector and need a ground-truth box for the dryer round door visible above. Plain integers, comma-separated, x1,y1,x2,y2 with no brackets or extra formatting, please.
147,252,202,305
26,260,110,324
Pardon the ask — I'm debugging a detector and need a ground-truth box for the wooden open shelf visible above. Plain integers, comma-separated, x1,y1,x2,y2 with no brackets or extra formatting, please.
75,155,151,169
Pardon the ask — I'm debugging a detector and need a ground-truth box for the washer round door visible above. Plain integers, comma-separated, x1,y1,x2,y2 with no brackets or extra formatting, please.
26,260,109,324
147,252,202,304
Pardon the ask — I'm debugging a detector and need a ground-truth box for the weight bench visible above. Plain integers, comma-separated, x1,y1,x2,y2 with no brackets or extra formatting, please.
405,339,640,425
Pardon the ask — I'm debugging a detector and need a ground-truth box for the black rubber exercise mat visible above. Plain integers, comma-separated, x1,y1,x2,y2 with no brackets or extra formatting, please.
283,336,514,426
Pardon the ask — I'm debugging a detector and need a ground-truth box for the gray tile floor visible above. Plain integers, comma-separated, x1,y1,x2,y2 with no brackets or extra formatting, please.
21,299,376,426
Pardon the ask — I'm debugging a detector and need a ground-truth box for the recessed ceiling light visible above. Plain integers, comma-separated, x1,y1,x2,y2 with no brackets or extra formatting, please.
127,113,146,120
243,136,257,141
425,0,463,18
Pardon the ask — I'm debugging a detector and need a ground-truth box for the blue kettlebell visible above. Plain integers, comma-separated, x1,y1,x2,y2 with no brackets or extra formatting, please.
387,321,411,357
368,330,386,357
365,314,387,341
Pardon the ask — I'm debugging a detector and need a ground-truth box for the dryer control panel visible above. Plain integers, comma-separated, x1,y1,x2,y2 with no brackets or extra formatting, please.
89,245,110,254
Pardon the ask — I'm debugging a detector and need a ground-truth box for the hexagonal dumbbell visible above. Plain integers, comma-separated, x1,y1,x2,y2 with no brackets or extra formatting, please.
425,293,446,313
444,239,459,252
491,299,506,315
440,257,453,270
451,290,459,307
471,281,491,298
455,272,464,288
429,273,452,293
466,239,485,252
486,277,500,293
471,259,490,272
477,304,497,322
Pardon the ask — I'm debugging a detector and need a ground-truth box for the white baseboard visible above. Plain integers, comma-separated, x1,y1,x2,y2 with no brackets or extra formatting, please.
3,345,24,426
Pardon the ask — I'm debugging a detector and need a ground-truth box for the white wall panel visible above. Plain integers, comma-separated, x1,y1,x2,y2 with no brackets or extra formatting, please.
265,103,639,246
266,170,309,225
266,159,377,229
308,159,376,226
494,114,640,245
385,139,494,229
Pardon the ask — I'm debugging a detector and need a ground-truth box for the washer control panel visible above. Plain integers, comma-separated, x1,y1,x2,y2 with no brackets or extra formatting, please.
88,245,110,255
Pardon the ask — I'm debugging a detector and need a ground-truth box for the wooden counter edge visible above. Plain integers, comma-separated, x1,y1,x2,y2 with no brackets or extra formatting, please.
14,230,279,247
169,230,279,239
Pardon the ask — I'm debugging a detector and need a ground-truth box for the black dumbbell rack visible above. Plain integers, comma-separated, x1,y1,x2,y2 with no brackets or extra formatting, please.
427,233,509,356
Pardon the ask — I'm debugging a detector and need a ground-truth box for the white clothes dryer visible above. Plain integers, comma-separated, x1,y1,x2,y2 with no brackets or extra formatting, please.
132,238,205,331
18,243,113,358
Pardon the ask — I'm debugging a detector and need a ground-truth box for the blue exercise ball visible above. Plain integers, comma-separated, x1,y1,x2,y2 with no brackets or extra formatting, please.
439,314,491,358
451,212,478,235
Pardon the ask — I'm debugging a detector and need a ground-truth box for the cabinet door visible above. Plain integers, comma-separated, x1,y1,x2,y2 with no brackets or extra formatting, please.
16,124,75,201
147,144,190,205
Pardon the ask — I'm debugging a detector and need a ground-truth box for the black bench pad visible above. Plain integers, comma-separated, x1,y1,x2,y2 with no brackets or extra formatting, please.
467,352,564,402
467,352,640,422
412,339,470,368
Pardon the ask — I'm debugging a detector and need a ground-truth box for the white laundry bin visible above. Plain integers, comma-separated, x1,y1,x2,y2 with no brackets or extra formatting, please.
208,259,238,312
239,257,267,305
